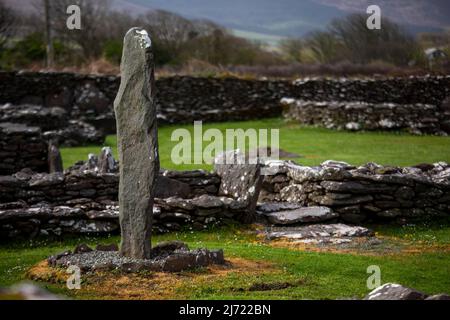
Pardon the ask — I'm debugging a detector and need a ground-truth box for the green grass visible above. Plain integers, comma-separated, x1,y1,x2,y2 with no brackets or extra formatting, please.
61,118,450,170
0,223,449,299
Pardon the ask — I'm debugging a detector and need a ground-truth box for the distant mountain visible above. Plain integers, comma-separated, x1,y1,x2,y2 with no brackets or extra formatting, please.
119,0,448,43
120,0,346,37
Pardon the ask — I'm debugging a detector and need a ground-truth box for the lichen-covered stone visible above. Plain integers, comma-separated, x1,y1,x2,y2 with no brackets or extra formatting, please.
114,28,159,259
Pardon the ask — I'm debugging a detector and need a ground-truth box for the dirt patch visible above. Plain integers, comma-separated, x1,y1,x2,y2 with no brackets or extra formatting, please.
248,279,306,292
26,258,277,300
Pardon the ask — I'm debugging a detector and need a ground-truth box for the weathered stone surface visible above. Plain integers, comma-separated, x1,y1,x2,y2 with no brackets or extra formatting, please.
114,28,159,259
97,147,115,173
260,160,450,223
364,283,428,300
256,202,303,214
155,176,191,199
48,142,63,173
320,181,396,194
266,223,373,243
215,150,263,223
261,207,337,225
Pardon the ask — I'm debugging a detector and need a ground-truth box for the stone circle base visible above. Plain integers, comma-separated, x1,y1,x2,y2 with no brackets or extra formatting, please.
47,241,226,273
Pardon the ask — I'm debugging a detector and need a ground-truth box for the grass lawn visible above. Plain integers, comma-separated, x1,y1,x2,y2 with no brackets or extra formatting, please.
2,119,450,299
61,118,450,170
0,223,449,299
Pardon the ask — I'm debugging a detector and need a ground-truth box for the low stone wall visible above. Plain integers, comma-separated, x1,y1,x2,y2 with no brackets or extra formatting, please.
2,157,450,238
281,99,450,135
0,104,105,146
291,76,450,106
1,72,448,134
0,123,48,175
261,160,450,224
0,72,290,133
0,167,225,238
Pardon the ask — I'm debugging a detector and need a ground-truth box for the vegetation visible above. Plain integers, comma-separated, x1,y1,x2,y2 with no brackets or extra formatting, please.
61,119,450,171
0,0,448,75
0,221,449,299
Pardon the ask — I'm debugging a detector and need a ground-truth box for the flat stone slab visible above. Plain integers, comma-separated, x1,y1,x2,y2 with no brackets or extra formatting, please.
260,206,338,225
265,223,374,244
47,241,225,273
256,202,303,214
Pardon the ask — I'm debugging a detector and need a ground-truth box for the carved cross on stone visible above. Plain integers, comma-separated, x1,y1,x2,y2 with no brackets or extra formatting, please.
114,28,159,259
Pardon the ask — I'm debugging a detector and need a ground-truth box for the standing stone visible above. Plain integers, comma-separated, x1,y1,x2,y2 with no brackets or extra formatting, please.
214,150,263,223
114,28,159,259
48,141,63,173
98,147,115,173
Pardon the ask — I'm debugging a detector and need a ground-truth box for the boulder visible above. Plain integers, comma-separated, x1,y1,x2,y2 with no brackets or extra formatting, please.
364,283,427,300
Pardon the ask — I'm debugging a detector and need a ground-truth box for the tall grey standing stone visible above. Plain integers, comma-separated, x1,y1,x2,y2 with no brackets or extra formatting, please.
114,28,159,259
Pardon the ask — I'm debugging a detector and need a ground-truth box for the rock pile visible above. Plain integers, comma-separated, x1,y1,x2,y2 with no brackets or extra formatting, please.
47,241,225,273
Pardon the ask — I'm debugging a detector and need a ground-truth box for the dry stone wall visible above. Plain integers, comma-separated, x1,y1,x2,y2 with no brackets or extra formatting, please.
0,103,105,146
1,72,448,134
0,123,48,175
0,167,226,238
261,160,450,224
282,100,450,135
282,76,450,135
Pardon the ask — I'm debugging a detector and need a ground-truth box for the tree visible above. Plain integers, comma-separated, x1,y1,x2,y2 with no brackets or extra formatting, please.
50,0,112,59
43,0,54,67
306,31,345,64
329,14,418,65
0,0,15,53
280,38,303,63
